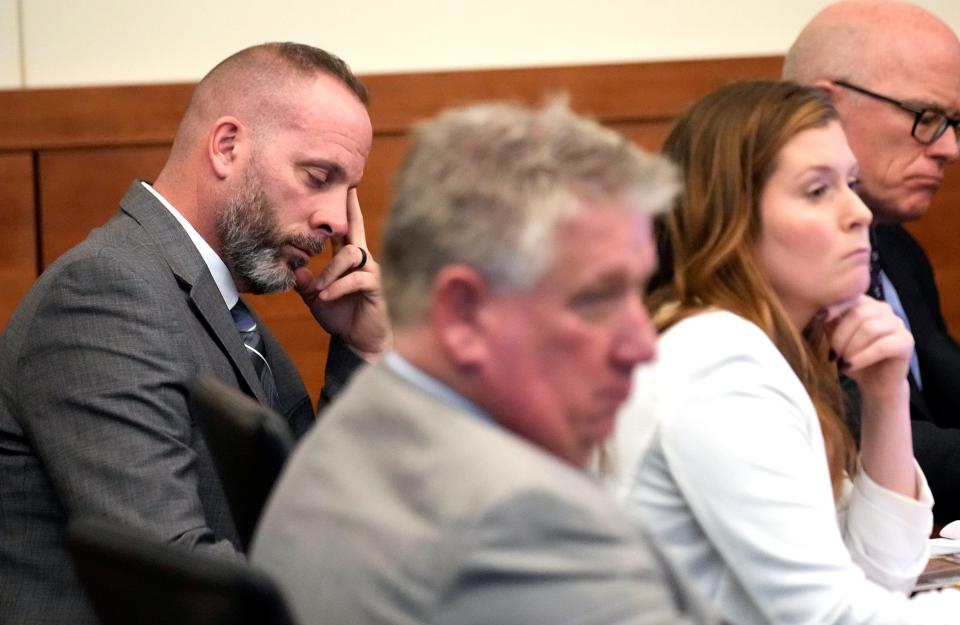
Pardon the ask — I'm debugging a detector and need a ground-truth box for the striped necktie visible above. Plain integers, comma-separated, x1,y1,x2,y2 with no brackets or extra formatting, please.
230,300,281,411
865,228,925,395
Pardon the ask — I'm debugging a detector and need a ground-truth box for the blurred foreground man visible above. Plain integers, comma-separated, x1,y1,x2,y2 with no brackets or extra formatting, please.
784,0,960,522
252,101,712,625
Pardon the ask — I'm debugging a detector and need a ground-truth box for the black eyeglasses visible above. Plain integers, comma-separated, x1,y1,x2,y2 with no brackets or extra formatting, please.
833,80,960,147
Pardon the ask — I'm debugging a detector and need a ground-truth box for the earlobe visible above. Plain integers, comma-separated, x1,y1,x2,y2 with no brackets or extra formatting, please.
208,116,243,179
432,266,490,370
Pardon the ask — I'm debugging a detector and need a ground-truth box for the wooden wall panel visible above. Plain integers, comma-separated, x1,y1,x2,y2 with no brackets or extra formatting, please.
38,146,170,266
612,121,675,152
0,153,37,330
906,166,960,335
355,134,411,253
363,57,783,133
0,85,191,151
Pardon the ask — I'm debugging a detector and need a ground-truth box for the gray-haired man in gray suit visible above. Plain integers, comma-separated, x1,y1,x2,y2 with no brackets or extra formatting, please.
252,101,713,625
0,43,389,624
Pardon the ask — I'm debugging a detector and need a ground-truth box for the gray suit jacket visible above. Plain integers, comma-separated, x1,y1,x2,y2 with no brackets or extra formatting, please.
0,182,345,625
251,362,711,625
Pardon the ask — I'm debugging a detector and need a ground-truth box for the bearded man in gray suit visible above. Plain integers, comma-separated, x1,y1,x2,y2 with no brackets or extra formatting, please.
0,43,388,624
252,101,712,625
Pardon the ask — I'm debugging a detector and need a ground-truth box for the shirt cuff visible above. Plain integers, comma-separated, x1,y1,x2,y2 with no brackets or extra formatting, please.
845,458,933,591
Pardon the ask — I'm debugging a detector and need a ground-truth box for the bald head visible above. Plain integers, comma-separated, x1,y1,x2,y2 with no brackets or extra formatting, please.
169,43,366,161
784,1,958,85
783,1,960,223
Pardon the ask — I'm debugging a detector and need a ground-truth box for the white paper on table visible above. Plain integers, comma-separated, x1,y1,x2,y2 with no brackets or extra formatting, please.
930,538,960,556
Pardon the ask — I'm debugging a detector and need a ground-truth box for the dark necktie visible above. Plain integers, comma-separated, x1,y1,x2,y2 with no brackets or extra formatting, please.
230,300,281,411
868,227,885,301
865,227,927,405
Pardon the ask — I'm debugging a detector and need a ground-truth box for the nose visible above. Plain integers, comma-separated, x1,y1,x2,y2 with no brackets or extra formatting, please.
612,293,658,369
926,124,960,164
308,188,350,238
844,186,873,230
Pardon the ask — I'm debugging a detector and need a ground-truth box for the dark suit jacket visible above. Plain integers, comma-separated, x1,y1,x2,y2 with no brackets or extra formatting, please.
0,181,358,625
875,224,960,523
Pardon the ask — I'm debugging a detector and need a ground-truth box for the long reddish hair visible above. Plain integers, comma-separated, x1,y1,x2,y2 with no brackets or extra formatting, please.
653,80,856,500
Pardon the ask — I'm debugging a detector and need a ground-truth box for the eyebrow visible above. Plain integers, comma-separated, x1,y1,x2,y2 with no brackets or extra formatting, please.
588,264,657,292
300,159,345,176
907,99,946,113
902,97,960,118
798,164,859,178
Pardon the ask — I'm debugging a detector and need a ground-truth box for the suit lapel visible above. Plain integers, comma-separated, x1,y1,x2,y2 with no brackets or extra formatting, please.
875,226,935,345
118,181,269,405
906,370,931,419
875,225,937,421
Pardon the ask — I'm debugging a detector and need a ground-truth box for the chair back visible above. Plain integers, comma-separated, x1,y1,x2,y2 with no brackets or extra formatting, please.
68,517,297,625
190,374,295,549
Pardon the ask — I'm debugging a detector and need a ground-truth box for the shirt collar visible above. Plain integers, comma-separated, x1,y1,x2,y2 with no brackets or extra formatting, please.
384,352,493,425
141,181,239,309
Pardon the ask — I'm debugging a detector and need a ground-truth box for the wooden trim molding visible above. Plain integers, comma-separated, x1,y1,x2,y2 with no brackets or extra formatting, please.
0,56,783,151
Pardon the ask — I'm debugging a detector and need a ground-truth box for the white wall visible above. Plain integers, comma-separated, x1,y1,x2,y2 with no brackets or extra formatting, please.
9,0,960,88
0,0,21,89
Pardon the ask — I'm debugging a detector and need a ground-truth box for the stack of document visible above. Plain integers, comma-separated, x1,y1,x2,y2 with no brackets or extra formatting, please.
932,521,960,556
917,521,960,593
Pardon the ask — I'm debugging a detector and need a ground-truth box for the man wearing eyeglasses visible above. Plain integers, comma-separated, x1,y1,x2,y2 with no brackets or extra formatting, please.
784,1,960,523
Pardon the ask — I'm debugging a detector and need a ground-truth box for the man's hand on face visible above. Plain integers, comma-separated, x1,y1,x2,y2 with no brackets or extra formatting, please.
294,189,391,361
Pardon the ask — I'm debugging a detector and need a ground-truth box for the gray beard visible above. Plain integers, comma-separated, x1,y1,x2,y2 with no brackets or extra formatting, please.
217,174,323,294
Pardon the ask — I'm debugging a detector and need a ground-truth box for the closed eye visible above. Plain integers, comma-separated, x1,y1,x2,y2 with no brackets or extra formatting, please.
304,168,330,189
806,184,828,200
570,282,629,321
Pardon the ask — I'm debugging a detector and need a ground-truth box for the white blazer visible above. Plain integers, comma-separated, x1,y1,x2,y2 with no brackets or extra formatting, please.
611,310,958,625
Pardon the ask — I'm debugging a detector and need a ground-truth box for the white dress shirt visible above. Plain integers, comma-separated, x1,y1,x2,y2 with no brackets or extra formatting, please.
141,181,239,309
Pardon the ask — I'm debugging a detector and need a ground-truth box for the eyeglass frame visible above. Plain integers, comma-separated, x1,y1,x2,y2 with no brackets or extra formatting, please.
832,79,960,147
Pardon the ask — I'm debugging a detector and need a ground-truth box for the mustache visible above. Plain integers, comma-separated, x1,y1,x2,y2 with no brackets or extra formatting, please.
282,233,326,257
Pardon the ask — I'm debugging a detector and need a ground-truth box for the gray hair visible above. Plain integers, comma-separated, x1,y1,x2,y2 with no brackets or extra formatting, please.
381,100,679,326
